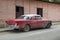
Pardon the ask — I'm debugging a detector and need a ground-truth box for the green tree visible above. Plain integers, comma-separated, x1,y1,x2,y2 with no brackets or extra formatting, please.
54,0,60,3
42,0,60,3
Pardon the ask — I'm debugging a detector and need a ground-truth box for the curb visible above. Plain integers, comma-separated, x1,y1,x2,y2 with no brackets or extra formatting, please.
52,23,60,25
0,28,9,32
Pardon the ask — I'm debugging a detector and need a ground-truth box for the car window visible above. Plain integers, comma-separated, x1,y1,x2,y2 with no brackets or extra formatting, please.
17,16,24,19
35,16,42,20
31,16,36,20
24,16,30,20
18,16,31,20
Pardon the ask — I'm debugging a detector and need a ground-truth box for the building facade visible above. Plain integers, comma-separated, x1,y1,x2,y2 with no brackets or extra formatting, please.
0,0,60,26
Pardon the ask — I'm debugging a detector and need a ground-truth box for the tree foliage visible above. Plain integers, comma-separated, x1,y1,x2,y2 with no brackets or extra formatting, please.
42,0,60,3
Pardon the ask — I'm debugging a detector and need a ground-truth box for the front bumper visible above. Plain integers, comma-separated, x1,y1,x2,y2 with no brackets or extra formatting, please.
8,24,19,30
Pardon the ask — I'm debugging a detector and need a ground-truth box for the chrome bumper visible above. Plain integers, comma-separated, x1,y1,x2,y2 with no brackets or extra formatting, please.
8,24,19,30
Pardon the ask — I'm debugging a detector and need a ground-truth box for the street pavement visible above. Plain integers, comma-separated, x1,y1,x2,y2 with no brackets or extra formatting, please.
0,25,60,40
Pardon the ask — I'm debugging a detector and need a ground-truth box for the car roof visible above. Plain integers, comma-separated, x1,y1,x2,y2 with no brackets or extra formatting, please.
22,14,41,17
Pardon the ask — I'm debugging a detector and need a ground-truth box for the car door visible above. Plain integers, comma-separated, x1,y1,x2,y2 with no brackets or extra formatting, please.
40,20,49,28
38,20,44,28
35,16,43,28
30,16,38,28
38,19,48,28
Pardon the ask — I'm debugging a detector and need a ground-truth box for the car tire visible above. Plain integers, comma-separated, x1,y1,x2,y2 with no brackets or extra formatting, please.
46,22,52,28
23,25,30,32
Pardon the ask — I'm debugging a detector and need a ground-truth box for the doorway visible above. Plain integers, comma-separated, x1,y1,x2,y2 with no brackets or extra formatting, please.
16,6,24,18
37,8,43,17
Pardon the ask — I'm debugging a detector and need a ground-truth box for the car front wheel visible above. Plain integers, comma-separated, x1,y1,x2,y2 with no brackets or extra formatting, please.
23,25,30,32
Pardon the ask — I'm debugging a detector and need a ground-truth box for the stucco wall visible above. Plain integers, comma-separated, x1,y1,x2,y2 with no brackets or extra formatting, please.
16,0,60,21
37,2,60,21
47,3,60,21
0,0,15,26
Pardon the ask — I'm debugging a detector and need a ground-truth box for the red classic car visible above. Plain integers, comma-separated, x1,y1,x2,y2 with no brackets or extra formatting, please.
6,14,52,32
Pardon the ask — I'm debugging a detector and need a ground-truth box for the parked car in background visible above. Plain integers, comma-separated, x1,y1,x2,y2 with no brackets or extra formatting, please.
6,14,52,32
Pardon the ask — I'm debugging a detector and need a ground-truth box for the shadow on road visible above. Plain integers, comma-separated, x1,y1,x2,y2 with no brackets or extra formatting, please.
0,28,52,34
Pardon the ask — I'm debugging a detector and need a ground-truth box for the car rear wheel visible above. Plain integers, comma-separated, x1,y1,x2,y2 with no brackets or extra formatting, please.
46,23,52,28
23,25,30,32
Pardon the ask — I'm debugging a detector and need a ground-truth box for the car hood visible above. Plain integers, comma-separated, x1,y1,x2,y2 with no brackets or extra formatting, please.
9,19,26,21
6,19,26,25
8,19,25,21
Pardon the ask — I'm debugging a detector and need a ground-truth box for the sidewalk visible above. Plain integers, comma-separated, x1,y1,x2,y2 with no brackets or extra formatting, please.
0,28,9,32
52,22,60,25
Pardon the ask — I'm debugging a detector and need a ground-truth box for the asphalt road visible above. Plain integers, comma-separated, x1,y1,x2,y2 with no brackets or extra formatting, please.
0,25,60,40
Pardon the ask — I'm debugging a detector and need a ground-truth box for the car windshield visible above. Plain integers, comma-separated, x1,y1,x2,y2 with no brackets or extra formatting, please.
18,16,30,20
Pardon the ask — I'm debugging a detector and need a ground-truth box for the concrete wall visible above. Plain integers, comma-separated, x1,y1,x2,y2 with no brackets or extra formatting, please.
16,0,60,21
0,0,15,26
37,1,60,21
47,3,60,21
